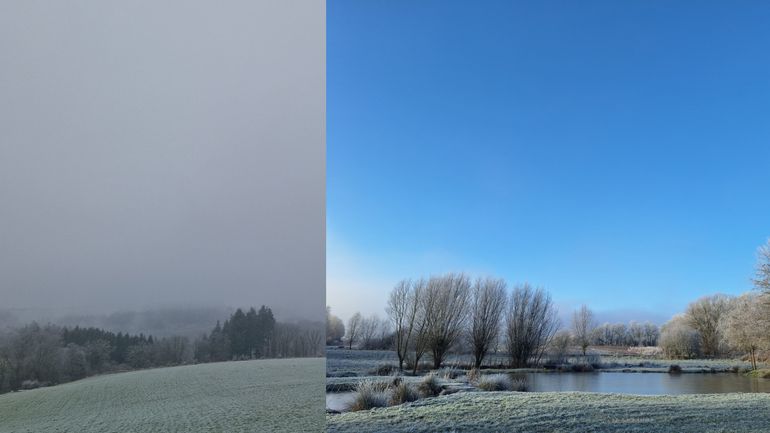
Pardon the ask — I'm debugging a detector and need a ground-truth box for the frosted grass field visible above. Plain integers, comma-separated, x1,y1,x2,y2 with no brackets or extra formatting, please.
327,391,770,433
0,358,324,433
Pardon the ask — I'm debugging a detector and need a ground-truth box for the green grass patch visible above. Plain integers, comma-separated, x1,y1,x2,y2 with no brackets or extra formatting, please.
745,369,770,378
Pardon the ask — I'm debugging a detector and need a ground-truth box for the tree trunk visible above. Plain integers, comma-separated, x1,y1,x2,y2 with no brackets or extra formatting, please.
412,353,422,375
432,348,443,369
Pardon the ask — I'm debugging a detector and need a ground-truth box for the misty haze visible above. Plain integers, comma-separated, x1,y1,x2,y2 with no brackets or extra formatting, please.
0,1,325,432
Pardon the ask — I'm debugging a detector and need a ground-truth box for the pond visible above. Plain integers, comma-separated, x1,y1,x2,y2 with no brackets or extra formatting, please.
524,372,770,394
326,372,770,412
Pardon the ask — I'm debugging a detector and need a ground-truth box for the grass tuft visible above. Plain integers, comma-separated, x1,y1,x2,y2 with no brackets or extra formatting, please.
475,373,528,392
389,382,420,405
466,368,481,383
417,373,443,397
347,380,390,412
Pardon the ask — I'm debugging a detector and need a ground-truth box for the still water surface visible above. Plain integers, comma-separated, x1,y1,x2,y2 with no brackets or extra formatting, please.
524,372,770,394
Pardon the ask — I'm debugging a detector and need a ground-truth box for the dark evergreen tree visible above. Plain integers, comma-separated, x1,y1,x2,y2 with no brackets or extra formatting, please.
256,306,275,357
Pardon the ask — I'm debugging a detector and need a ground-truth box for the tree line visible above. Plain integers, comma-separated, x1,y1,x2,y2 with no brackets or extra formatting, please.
655,241,770,367
0,305,323,394
379,273,559,371
328,238,770,371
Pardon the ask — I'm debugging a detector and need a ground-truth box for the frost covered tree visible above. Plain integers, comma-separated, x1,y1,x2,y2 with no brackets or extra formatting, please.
505,284,559,368
660,314,701,359
422,273,471,369
642,322,660,346
684,294,733,357
387,279,423,371
628,322,644,346
346,312,362,350
359,314,388,349
754,239,770,294
468,277,507,368
722,293,766,370
409,279,431,374
572,305,595,356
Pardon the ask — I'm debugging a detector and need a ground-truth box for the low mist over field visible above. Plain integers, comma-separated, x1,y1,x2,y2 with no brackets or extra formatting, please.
0,305,321,338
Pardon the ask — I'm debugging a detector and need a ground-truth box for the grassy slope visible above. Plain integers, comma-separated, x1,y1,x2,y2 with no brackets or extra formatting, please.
327,391,770,433
0,358,324,433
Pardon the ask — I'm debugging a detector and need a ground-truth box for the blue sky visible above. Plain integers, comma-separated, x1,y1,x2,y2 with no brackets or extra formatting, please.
327,0,770,324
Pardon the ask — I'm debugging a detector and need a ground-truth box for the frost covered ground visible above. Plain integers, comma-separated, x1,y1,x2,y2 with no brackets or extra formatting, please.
326,348,510,377
0,358,324,433
326,347,755,377
327,391,770,433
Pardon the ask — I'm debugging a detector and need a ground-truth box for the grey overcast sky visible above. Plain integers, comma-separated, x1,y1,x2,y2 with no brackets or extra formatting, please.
0,1,325,321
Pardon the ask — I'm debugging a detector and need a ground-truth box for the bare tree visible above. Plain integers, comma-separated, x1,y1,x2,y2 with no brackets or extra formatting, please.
346,312,362,350
387,279,425,371
359,314,387,349
505,284,559,368
422,273,471,369
628,321,644,347
409,279,430,374
387,280,411,370
572,304,595,356
610,323,627,346
642,322,660,346
722,293,766,370
468,277,507,368
754,239,770,294
684,294,733,357
754,240,770,319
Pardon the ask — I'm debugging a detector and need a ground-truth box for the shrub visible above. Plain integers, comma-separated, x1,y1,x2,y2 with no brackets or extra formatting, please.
660,316,701,359
370,364,397,376
746,369,770,378
477,374,514,391
347,380,390,412
584,354,602,368
510,375,528,392
417,373,443,397
20,380,41,390
668,364,682,374
389,382,420,405
438,366,462,380
570,363,595,373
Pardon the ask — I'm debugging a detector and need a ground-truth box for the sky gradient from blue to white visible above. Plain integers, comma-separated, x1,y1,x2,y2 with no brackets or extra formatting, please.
327,1,770,325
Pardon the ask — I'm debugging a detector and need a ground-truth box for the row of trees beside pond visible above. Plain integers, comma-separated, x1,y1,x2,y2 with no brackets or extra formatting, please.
330,239,770,372
384,273,558,371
